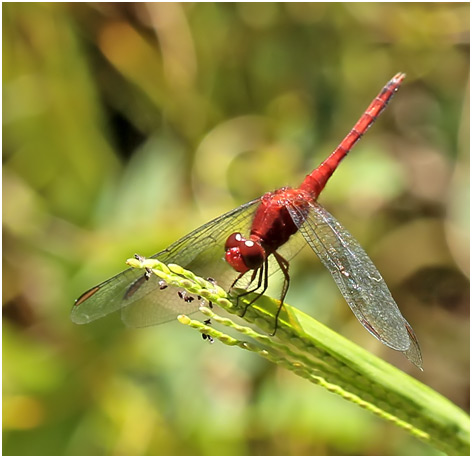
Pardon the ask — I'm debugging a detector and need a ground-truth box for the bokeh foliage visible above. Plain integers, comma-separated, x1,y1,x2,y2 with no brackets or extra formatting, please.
3,3,469,455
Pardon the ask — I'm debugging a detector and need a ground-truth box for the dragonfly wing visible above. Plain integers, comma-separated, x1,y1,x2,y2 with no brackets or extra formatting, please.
287,201,422,368
72,198,261,327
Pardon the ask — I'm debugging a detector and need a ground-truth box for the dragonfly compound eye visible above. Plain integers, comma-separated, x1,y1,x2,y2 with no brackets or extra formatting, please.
240,240,265,270
225,232,265,273
225,246,248,273
225,232,244,250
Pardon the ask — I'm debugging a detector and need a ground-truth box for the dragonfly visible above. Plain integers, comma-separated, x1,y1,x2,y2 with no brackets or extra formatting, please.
73,73,422,369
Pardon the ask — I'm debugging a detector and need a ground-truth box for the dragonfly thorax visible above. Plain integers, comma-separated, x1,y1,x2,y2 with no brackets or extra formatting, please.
225,232,266,274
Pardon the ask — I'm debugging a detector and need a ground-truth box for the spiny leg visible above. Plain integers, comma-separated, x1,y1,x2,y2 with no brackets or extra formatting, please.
239,258,270,317
271,251,290,335
229,252,290,334
229,257,275,318
229,267,264,317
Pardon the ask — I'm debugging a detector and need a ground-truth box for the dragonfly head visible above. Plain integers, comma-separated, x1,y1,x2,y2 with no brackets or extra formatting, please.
225,232,265,273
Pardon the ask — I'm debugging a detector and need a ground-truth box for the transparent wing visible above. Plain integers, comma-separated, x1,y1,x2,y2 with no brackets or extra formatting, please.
72,198,262,327
287,201,422,368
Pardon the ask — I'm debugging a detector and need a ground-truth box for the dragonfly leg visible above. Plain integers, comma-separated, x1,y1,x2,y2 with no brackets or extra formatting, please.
239,258,271,318
229,253,289,336
271,252,290,336
230,266,265,317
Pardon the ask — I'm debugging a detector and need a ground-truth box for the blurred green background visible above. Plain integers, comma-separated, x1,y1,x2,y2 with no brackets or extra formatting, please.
3,3,469,455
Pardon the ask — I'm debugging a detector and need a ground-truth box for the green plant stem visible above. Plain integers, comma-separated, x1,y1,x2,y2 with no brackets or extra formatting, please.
127,256,470,456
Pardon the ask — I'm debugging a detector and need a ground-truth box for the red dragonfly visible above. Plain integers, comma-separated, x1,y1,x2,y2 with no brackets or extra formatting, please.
73,73,422,369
